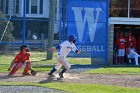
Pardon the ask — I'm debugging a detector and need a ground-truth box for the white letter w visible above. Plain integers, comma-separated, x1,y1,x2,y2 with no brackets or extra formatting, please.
72,7,101,42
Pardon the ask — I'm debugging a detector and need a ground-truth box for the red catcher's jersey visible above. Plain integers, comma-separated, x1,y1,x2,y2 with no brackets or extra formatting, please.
14,51,30,63
116,37,126,49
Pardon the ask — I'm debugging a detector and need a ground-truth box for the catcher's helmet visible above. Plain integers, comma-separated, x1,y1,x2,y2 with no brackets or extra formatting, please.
20,45,27,51
68,35,76,43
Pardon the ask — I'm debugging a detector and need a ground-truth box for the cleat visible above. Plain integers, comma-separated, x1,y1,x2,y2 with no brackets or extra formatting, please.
22,72,31,76
8,74,15,77
59,73,64,78
48,73,55,77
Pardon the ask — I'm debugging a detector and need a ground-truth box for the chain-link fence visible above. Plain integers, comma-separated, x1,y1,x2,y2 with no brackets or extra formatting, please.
0,0,61,53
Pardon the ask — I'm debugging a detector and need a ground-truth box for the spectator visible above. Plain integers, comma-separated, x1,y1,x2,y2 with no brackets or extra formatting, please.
126,31,137,50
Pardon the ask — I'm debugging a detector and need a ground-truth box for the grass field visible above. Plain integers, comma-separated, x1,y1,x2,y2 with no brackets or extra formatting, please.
86,67,140,74
0,51,140,93
0,82,140,93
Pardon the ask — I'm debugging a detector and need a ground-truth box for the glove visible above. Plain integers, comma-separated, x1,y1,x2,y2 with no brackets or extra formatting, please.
30,68,37,76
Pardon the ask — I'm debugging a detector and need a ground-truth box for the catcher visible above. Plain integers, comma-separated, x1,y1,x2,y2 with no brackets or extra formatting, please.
8,45,37,76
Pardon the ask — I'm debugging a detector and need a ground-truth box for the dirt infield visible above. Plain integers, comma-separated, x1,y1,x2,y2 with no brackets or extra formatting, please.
0,72,140,88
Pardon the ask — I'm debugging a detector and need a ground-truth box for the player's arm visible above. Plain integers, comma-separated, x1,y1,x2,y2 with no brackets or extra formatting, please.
8,54,21,71
48,45,61,51
25,53,30,62
75,49,81,54
8,58,15,71
48,41,65,51
72,45,81,54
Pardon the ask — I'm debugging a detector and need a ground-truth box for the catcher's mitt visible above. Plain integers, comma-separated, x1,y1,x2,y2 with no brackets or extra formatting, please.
30,68,37,76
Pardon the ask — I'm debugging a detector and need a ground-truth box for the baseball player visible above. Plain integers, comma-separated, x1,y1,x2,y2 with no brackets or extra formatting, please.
126,31,137,50
126,44,140,66
126,31,139,66
48,35,80,78
116,32,126,64
8,45,32,76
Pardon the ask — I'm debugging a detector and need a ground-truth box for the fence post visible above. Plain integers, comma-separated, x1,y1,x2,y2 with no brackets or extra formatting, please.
22,0,26,44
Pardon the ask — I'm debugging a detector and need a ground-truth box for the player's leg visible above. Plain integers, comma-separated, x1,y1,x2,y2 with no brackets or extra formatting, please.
134,56,139,66
48,61,62,76
130,50,140,66
127,53,132,64
48,68,57,76
59,67,67,78
58,57,71,78
117,49,121,64
22,61,31,76
8,62,22,76
48,55,63,76
113,49,118,64
121,49,125,64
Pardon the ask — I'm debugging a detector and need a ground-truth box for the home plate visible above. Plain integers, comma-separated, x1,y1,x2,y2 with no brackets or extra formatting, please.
54,73,80,79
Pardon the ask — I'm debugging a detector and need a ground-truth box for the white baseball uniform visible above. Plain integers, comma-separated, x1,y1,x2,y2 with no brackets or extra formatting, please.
55,41,78,70
118,49,125,57
127,48,140,66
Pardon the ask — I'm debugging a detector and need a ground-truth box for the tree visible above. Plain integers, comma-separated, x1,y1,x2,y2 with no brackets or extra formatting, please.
110,0,128,17
47,0,57,60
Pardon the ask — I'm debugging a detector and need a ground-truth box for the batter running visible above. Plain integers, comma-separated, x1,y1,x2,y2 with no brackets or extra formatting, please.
48,35,81,78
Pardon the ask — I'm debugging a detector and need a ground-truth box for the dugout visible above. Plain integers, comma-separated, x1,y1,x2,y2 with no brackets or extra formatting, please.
108,18,140,65
114,25,140,64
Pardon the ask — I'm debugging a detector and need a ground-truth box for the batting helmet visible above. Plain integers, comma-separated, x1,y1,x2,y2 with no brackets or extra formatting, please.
68,35,76,43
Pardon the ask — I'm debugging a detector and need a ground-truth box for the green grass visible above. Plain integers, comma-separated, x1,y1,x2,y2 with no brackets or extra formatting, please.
1,51,140,93
0,51,91,72
0,82,140,93
86,67,140,74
